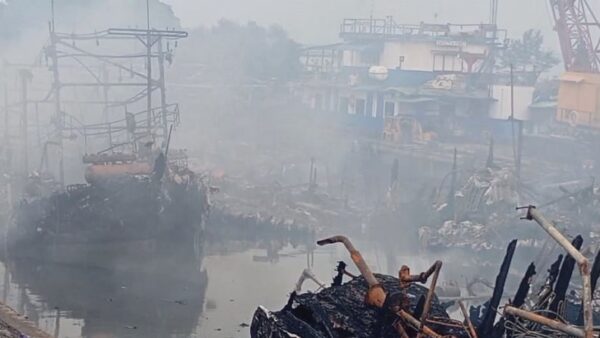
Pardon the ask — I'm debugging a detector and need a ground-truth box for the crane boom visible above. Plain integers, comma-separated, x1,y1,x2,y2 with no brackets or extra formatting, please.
549,0,600,72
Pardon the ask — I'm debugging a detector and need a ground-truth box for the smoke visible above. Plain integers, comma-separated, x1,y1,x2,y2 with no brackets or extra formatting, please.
163,0,559,48
0,0,180,61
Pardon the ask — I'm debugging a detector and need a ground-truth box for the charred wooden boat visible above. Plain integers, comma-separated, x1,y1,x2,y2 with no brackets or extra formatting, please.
8,152,209,264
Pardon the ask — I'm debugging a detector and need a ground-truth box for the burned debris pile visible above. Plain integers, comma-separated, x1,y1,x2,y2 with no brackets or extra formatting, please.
251,236,473,338
208,165,364,234
420,142,600,254
252,274,461,338
252,206,600,338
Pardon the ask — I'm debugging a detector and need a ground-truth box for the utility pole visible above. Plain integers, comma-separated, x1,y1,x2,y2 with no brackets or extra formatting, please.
19,70,30,175
448,148,457,220
101,64,112,148
489,0,499,26
3,86,9,172
146,0,153,137
49,20,64,186
157,36,168,141
509,64,522,182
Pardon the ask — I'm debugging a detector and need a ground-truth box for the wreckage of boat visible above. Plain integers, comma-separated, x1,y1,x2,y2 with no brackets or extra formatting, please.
252,206,600,338
8,150,210,262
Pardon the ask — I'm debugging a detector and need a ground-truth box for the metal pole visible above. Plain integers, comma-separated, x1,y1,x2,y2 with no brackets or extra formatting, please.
317,236,386,307
35,103,41,149
318,236,379,287
509,64,518,179
517,119,523,180
459,301,478,338
523,206,593,338
50,27,64,186
101,64,112,149
397,310,443,338
146,0,153,137
3,86,10,172
504,305,585,337
418,261,442,336
53,308,60,338
51,0,55,32
157,36,168,140
295,268,326,293
19,70,29,175
527,207,587,265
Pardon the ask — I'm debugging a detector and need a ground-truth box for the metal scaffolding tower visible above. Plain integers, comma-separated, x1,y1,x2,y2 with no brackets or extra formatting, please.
42,24,187,184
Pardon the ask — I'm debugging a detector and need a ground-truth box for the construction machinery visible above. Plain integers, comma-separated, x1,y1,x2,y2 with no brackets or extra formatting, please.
550,0,600,129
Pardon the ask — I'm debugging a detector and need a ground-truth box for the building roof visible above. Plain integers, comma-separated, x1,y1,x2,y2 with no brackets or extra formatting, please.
339,18,505,46
529,100,557,109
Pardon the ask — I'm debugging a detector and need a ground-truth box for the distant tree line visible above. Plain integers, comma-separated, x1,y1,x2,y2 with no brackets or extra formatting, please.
176,20,302,83
497,29,560,73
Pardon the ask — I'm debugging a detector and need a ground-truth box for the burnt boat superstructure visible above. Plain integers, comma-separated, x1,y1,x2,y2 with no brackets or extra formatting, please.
5,19,210,260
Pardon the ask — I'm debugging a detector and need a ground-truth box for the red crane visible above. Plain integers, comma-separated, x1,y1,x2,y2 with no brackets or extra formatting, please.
549,0,600,72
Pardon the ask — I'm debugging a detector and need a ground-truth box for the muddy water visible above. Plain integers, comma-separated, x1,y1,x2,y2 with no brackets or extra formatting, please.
0,231,526,338
0,239,449,337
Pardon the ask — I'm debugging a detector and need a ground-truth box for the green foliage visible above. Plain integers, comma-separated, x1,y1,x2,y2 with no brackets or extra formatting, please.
179,20,301,83
498,29,560,73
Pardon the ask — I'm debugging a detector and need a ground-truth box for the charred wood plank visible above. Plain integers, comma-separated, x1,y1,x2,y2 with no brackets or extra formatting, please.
549,235,583,318
476,239,517,337
514,263,537,307
502,262,536,338
590,249,600,298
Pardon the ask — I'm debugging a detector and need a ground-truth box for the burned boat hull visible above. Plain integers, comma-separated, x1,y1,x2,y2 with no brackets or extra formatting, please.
8,170,209,264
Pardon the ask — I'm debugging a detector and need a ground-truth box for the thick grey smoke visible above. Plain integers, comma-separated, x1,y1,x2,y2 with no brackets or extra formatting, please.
164,0,558,47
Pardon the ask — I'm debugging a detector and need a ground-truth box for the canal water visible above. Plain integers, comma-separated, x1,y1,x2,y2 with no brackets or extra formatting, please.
0,229,528,338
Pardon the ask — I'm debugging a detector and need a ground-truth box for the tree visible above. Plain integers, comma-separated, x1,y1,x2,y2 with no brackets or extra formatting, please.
498,29,560,73
177,20,301,84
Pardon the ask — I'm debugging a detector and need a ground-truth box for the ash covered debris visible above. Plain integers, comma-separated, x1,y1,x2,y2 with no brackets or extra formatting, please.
251,236,474,338
251,275,461,338
420,141,600,255
252,204,600,338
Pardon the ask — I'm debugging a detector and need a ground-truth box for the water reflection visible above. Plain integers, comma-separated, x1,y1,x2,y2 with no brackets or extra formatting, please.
0,218,531,338
0,216,318,338
1,239,208,338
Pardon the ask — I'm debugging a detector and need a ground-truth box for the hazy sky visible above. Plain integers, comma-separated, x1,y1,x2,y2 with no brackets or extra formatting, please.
162,0,557,46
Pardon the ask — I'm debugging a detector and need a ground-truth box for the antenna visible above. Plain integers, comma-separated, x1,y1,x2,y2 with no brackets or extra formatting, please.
489,0,499,25
146,0,151,30
50,0,55,32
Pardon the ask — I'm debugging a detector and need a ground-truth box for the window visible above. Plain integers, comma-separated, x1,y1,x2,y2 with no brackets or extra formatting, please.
376,93,384,118
314,94,323,110
356,98,366,116
433,53,460,72
385,102,395,117
339,97,349,114
398,56,405,69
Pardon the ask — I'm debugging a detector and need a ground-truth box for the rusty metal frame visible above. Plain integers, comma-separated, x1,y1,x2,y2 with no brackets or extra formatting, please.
317,235,455,338
520,206,593,338
504,305,585,337
295,268,326,293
